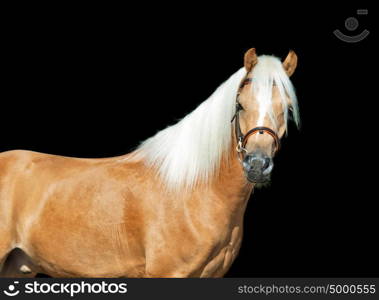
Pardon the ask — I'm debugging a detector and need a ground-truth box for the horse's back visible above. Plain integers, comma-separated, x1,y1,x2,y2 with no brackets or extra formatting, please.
0,150,32,232
0,150,41,271
0,149,103,244
0,149,147,277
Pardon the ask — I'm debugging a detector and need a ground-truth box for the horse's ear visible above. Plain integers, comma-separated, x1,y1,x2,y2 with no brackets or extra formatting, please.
244,48,258,71
283,50,298,77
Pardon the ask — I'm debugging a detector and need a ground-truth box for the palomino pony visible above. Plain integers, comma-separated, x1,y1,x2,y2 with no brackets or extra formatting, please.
0,48,299,277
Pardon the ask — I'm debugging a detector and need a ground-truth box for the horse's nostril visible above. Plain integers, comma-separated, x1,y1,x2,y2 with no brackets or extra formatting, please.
263,158,271,170
244,155,272,174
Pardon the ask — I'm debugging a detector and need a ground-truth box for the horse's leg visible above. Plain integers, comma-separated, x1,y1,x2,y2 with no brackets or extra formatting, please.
0,230,37,277
0,231,12,274
0,248,37,278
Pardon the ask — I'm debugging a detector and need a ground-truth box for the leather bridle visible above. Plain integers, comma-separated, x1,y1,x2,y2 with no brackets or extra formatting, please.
231,76,281,160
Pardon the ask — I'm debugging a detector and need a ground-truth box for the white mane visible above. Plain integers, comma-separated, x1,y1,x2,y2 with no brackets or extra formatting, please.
130,55,299,190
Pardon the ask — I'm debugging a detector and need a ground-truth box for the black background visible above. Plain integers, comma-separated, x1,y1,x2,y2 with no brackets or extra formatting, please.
1,5,377,277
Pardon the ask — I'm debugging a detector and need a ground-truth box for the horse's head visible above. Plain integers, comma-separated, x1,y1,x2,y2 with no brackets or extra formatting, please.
234,48,299,183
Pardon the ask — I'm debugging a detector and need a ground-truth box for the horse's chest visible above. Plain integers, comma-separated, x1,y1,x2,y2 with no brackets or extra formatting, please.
199,225,242,277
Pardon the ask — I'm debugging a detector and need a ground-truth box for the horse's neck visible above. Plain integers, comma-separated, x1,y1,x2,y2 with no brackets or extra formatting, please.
207,145,253,213
128,133,253,223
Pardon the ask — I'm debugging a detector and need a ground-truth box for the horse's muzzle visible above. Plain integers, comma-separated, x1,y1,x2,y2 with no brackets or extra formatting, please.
242,152,273,183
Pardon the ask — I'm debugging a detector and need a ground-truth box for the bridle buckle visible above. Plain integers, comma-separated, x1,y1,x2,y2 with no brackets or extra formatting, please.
236,140,247,153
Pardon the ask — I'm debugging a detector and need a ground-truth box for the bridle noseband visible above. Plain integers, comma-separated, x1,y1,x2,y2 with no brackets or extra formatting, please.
231,76,281,160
